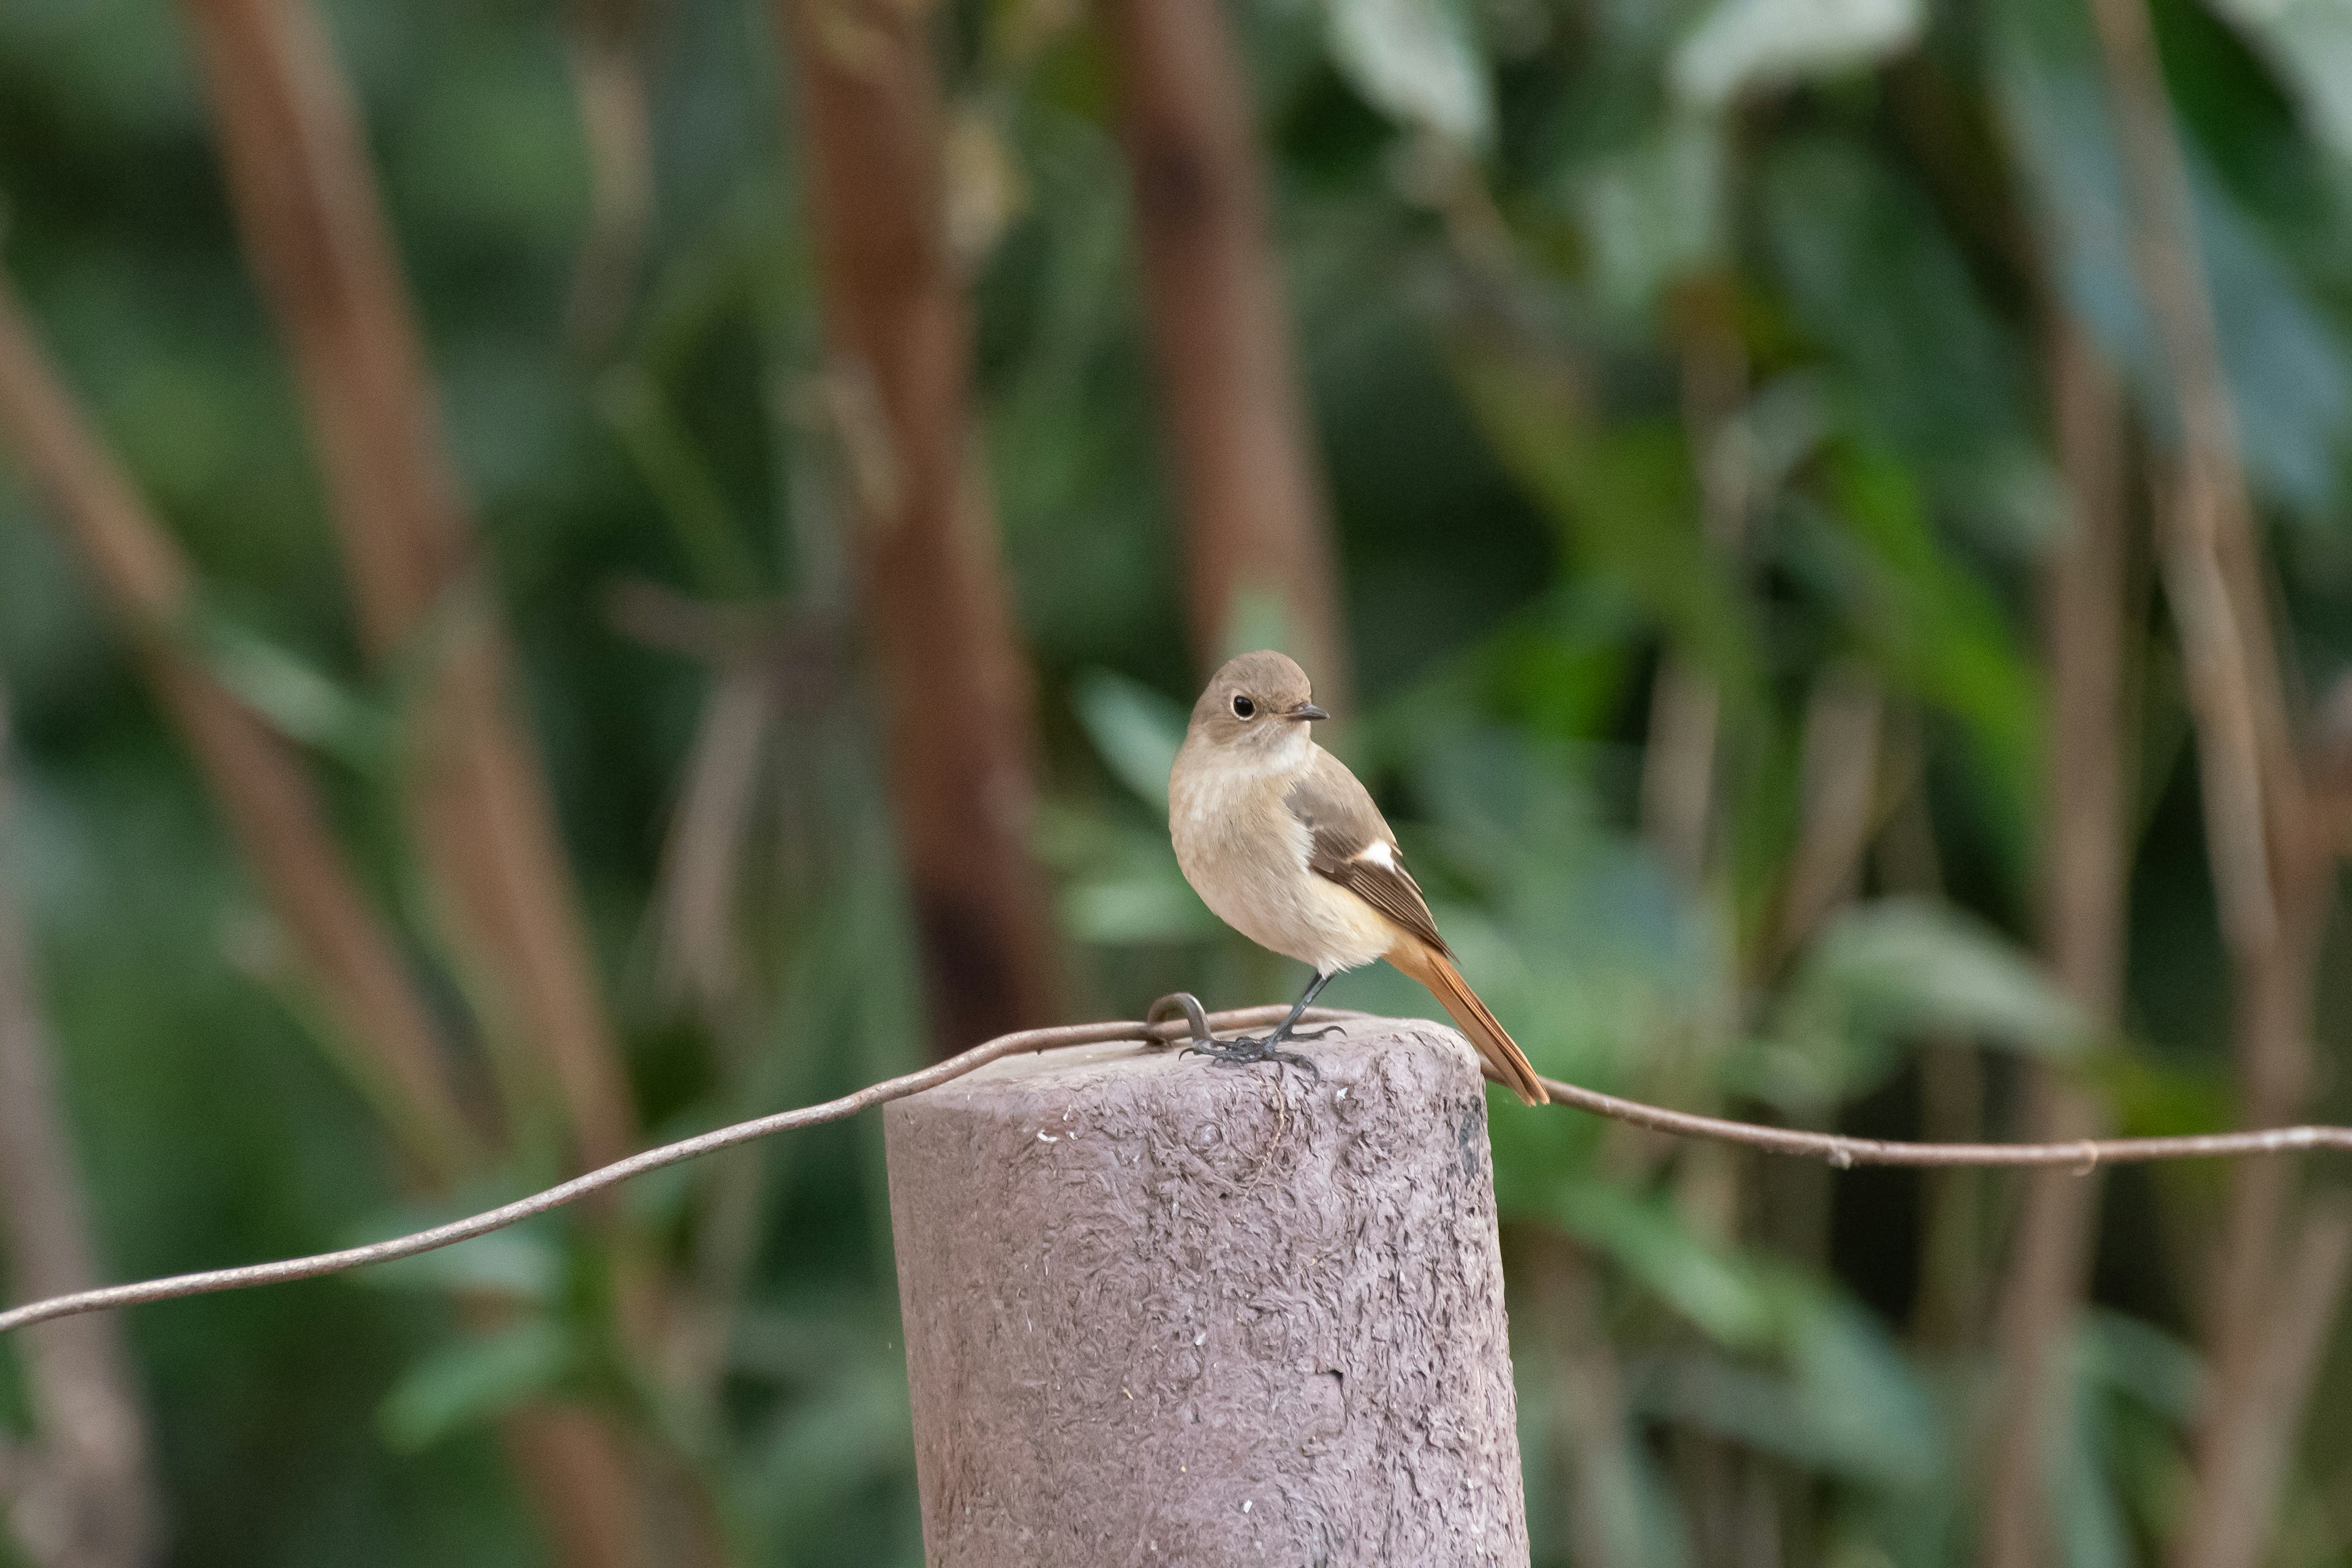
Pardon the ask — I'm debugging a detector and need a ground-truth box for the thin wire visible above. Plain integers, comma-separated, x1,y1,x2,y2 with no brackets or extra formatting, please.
7,1001,2352,1337
0,1003,1320,1337
1531,1076,2352,1170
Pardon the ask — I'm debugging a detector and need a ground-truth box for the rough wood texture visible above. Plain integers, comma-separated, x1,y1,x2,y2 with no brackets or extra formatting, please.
885,1021,1528,1566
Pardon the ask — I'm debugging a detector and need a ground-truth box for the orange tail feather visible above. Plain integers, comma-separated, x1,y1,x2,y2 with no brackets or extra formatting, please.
1387,941,1547,1106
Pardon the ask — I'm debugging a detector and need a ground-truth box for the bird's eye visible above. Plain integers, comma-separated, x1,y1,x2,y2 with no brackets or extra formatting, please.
1231,695,1256,720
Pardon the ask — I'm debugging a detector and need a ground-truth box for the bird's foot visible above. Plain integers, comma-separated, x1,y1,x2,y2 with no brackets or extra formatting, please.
1181,1033,1322,1082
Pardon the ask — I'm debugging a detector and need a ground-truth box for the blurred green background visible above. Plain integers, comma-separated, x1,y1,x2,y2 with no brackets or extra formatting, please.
4,0,2352,1563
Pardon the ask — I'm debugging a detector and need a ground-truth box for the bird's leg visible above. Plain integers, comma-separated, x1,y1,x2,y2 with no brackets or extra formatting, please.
1267,971,1348,1043
1182,971,1338,1079
1258,970,1337,1043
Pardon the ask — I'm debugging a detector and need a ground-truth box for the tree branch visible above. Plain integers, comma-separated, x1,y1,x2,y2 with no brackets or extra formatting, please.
10,1000,2352,1341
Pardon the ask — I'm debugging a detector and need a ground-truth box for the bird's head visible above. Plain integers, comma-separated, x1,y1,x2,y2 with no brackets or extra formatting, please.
1187,650,1329,757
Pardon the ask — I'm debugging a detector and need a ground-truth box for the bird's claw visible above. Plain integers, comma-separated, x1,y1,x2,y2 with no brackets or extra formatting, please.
1149,992,1339,1080
1180,1034,1322,1082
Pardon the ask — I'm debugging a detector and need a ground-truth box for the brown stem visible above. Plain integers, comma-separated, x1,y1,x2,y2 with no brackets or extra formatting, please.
2170,1197,2352,1568
0,696,157,1568
0,265,677,1568
1642,282,1749,882
502,1408,650,1568
773,0,1064,1057
176,0,636,1170
1772,663,1883,964
2079,2,2340,1561
649,665,774,1014
2083,0,2297,829
563,0,655,356
1980,315,2130,1568
2181,858,2329,1562
1523,1229,1641,1568
0,273,479,1183
1098,0,1352,701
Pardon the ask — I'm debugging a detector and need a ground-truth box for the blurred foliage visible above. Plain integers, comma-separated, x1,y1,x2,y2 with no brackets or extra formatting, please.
4,0,2352,1564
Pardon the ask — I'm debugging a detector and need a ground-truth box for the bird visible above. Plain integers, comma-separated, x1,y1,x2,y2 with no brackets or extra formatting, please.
1167,650,1548,1105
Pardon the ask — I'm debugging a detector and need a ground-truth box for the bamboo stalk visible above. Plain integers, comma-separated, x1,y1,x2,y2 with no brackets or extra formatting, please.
1773,663,1883,963
1523,1229,1642,1568
176,0,636,1170
772,0,1064,1057
50,9,676,1555
2173,1198,2352,1568
1642,281,1749,882
1096,0,1352,702
1980,316,2130,1568
2076,2,2348,1561
0,691,157,1568
0,274,479,1183
563,0,655,356
502,1409,649,1568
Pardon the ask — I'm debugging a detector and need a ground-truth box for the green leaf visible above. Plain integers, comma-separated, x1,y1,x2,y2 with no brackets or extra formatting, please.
1671,0,1926,108
1548,1180,1776,1348
1069,668,1185,810
1787,896,2090,1061
184,607,390,767
357,1227,563,1302
2081,1309,2203,1423
1060,866,1221,944
1989,0,2352,514
379,1320,573,1452
1575,115,1729,315
1035,802,1217,944
1453,347,1757,705
1323,0,1493,147
1633,1278,1942,1487
2205,0,2352,160
1759,138,2030,467
739,1358,914,1534
595,366,766,600
1802,443,2042,840
1782,1286,1942,1485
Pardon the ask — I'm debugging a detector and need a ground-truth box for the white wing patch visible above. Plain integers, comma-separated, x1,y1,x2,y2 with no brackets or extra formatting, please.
1356,840,1396,870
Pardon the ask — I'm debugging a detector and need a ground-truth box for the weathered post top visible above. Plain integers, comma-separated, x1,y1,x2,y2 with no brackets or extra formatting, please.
884,1019,1529,1567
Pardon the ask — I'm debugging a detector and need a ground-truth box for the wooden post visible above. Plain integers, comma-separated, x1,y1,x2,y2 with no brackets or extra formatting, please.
884,1021,1529,1565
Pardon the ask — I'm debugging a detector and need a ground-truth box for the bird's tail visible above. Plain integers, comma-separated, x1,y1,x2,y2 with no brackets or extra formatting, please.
1387,940,1548,1106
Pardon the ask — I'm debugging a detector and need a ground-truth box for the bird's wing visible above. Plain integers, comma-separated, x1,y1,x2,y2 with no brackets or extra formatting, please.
1285,752,1451,958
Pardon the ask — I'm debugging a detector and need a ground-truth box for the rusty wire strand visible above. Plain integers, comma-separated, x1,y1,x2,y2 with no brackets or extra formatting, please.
7,999,2352,1338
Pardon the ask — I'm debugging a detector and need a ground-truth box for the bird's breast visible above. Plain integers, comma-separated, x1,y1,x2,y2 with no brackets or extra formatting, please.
1169,751,1393,973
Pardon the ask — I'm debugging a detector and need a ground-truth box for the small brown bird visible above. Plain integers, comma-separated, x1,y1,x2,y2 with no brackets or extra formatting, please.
1168,650,1548,1104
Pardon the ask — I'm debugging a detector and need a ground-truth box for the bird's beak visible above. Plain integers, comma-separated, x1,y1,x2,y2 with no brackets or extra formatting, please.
1291,703,1330,722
